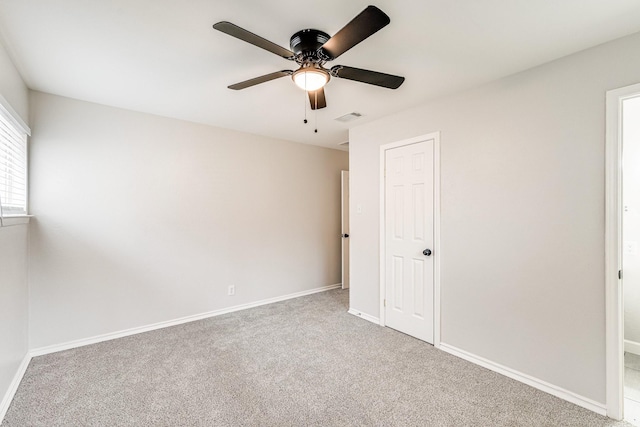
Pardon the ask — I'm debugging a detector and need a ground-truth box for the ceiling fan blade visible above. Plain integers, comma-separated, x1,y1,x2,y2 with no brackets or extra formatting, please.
213,21,295,60
331,66,404,89
308,88,327,110
228,70,293,90
320,6,390,60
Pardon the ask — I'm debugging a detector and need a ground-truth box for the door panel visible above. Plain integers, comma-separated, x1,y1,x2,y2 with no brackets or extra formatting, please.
341,171,350,289
392,255,403,310
384,140,434,343
412,258,425,318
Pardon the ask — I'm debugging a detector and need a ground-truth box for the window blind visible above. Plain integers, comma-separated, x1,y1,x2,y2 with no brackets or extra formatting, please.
0,107,28,216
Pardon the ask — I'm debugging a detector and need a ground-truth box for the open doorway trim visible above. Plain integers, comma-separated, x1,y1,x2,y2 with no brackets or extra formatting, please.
605,82,640,420
378,132,441,347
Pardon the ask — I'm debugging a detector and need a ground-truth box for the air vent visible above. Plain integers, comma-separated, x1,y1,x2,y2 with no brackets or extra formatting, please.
335,112,362,123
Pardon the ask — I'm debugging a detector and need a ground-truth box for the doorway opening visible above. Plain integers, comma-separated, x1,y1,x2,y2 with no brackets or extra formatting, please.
622,94,640,425
606,82,640,422
341,170,350,290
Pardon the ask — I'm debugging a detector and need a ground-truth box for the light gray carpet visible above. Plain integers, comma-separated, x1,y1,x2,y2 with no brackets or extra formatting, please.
1,289,631,426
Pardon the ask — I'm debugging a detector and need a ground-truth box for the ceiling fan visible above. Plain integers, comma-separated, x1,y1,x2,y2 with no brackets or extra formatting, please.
212,5,405,111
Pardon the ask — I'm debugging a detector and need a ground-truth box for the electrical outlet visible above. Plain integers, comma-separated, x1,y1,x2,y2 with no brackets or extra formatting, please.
228,285,235,296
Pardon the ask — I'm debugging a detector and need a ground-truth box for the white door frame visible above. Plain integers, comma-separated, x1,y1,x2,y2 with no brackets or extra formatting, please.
605,82,640,420
379,132,441,347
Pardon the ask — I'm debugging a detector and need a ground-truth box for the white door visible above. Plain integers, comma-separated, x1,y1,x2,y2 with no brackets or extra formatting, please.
341,171,350,289
384,140,434,343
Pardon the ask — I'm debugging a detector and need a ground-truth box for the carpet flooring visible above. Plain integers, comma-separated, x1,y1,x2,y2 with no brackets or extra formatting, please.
1,289,632,426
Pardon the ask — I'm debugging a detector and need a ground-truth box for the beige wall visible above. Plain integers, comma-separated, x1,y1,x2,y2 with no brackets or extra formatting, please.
348,31,640,404
28,91,348,349
0,41,29,416
0,224,29,414
0,40,28,123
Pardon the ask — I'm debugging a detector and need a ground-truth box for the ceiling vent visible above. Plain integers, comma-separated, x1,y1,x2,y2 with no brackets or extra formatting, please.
335,112,362,123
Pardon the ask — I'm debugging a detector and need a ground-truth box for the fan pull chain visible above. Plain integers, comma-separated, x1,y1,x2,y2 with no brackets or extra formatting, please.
303,89,308,124
314,91,318,133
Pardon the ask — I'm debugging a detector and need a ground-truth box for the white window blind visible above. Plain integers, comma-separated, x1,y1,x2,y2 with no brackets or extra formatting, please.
0,106,28,216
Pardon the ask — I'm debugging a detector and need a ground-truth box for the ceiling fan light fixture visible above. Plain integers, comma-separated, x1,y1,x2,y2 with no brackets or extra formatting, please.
292,67,329,91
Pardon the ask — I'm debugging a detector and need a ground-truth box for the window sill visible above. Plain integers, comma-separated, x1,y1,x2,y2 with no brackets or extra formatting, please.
1,215,32,226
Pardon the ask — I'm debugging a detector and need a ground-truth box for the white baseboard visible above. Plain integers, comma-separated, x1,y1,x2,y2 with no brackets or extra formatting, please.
348,308,380,325
625,339,640,356
439,343,606,416
0,353,32,423
31,284,342,357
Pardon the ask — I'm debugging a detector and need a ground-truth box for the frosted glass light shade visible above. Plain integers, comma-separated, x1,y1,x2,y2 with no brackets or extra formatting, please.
292,68,329,91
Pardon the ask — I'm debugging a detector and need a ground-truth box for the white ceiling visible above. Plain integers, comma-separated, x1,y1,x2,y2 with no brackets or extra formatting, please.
1,0,640,150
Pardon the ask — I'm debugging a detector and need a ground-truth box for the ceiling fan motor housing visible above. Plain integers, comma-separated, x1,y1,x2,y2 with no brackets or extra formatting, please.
290,29,330,63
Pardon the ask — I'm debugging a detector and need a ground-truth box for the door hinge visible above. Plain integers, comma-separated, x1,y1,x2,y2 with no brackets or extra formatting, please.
384,299,386,307
619,270,623,280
